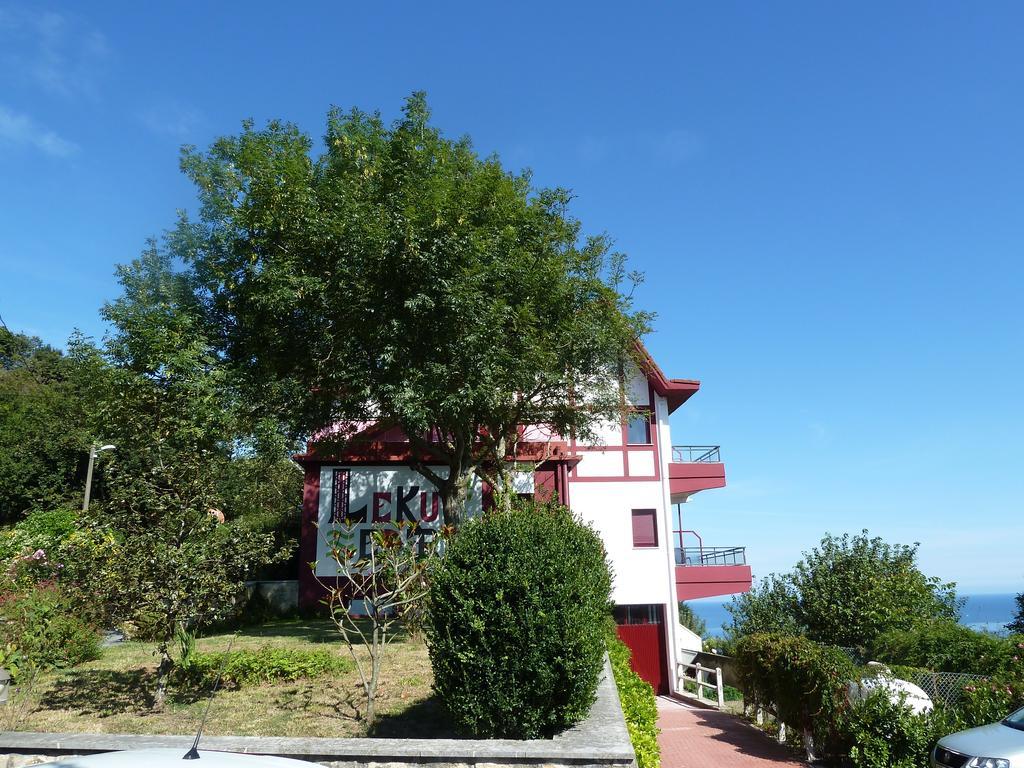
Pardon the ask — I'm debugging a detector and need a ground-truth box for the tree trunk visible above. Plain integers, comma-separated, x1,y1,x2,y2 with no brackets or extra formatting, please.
365,626,382,730
439,470,471,529
802,728,818,762
154,642,173,709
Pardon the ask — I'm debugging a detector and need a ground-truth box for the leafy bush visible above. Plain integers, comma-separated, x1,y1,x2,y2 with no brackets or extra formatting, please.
843,692,961,768
957,652,1024,729
871,619,1019,675
0,581,100,668
0,506,77,564
734,633,858,757
426,500,612,738
177,646,351,688
606,623,660,768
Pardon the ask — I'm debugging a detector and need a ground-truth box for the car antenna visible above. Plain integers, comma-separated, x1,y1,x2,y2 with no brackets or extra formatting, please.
183,633,237,760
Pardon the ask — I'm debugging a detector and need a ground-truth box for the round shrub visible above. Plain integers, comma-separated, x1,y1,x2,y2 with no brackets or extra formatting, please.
426,500,612,738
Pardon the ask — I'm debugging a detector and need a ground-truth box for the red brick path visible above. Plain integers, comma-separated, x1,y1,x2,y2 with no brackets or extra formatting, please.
657,697,806,768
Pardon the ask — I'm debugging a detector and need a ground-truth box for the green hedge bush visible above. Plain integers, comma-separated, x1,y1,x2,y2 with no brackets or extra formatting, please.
870,619,1020,675
734,633,858,757
177,646,351,688
426,500,612,738
606,623,660,768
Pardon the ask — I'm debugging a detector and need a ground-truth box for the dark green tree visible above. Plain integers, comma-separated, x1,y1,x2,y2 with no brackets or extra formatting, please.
727,573,802,637
0,326,94,522
678,601,708,636
1008,593,1024,634
175,93,650,525
727,531,959,649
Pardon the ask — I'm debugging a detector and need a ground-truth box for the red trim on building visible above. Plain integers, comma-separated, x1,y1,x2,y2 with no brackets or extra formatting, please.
635,343,700,414
668,460,726,500
675,564,752,600
298,464,323,610
294,439,576,466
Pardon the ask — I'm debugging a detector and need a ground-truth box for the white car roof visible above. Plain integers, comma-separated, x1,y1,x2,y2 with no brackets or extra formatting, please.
49,749,316,768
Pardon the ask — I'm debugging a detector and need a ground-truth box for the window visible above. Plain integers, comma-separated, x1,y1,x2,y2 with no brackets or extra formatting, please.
631,508,658,547
613,604,663,625
626,411,652,445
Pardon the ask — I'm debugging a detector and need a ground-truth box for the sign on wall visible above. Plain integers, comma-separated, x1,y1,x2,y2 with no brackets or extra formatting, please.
315,465,483,576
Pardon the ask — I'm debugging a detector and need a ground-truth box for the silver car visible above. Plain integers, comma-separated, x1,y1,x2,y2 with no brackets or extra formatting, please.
932,706,1024,768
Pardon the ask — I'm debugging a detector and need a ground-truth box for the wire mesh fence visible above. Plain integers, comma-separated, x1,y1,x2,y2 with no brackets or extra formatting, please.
901,670,988,707
834,646,988,707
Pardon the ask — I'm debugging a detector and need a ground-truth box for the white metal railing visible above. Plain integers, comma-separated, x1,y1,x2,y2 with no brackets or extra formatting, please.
676,659,725,708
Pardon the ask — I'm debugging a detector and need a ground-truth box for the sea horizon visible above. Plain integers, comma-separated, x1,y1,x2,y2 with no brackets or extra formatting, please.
688,592,1019,639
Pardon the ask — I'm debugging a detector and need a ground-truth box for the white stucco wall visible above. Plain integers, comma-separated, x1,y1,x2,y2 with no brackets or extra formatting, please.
568,479,673,604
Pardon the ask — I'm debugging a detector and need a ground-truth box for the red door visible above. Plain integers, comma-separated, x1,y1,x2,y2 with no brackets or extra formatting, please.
615,605,668,695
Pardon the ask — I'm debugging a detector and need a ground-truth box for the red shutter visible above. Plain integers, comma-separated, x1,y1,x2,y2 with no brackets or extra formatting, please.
631,509,658,547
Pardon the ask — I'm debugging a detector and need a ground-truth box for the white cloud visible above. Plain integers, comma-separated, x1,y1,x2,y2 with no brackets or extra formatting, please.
0,104,77,156
0,7,109,98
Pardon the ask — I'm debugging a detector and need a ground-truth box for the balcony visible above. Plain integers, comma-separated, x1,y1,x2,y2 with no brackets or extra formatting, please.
669,445,726,503
674,529,752,601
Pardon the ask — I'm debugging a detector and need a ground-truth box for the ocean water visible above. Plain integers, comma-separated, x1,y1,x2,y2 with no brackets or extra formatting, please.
686,593,1019,638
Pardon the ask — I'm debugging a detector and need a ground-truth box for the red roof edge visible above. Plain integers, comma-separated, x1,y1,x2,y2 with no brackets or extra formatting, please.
635,342,700,414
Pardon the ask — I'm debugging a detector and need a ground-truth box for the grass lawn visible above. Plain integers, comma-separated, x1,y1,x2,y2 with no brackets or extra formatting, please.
5,619,455,738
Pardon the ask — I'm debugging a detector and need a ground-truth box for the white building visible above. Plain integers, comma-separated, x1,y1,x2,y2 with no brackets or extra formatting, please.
294,348,750,696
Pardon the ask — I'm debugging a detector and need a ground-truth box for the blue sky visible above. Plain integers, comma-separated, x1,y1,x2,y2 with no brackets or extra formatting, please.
2,3,1021,593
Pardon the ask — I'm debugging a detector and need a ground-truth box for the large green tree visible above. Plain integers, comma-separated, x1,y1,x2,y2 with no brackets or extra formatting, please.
175,93,650,524
727,530,960,649
75,248,285,707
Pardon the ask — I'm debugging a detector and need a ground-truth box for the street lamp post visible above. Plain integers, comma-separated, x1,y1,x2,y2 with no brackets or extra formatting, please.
82,444,115,514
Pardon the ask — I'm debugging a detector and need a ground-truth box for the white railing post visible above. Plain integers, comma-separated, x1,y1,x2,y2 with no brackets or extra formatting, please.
716,666,725,708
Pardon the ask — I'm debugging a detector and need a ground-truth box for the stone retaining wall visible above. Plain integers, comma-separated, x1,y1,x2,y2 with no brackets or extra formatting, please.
0,659,634,768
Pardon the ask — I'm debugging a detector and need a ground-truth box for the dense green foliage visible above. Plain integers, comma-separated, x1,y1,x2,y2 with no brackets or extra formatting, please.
177,646,351,688
606,623,660,768
728,531,959,649
843,692,960,768
0,506,78,562
0,328,94,524
174,93,650,522
870,619,1021,675
426,500,612,738
57,250,291,706
957,652,1024,727
736,630,1024,765
677,601,707,636
0,580,100,669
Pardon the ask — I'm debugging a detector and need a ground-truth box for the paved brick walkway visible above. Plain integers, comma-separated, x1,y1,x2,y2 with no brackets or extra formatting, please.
657,697,806,768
